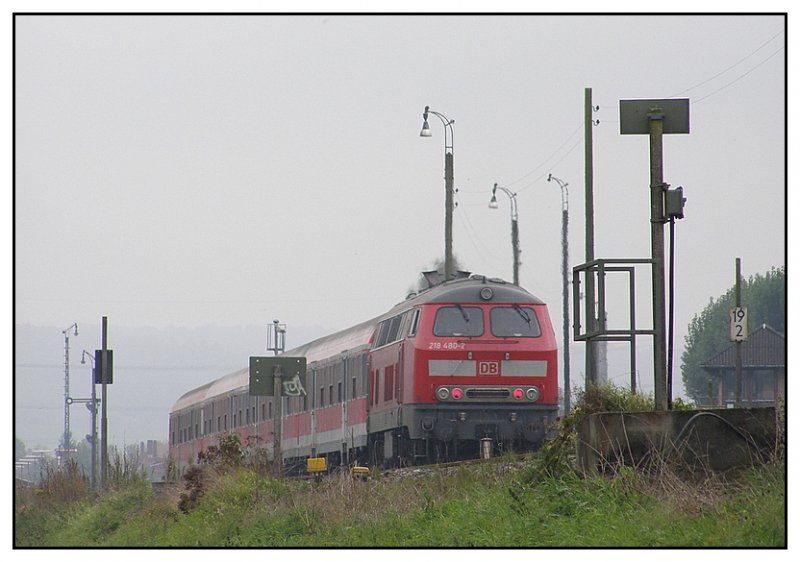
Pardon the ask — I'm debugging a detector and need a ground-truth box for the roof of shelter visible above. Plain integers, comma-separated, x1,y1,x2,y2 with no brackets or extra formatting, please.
701,324,785,370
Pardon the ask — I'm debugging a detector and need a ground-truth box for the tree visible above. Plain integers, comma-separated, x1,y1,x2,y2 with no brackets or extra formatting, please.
680,266,785,403
15,437,27,462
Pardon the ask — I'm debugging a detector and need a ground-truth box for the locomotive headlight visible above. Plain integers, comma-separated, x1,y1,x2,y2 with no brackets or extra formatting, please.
480,287,494,301
526,387,540,402
436,387,450,401
451,387,463,399
513,388,525,400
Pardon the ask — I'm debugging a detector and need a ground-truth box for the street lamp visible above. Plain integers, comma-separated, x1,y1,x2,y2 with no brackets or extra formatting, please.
420,105,455,282
488,183,520,286
547,173,571,415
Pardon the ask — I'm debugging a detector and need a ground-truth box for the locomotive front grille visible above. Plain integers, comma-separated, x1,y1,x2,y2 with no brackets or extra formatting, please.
435,384,540,403
466,388,509,399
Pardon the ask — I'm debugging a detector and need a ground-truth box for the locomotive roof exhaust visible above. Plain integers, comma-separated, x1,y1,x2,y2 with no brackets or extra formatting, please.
421,269,472,289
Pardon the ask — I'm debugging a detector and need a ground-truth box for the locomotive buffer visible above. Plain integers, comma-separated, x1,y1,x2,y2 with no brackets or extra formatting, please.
248,356,307,473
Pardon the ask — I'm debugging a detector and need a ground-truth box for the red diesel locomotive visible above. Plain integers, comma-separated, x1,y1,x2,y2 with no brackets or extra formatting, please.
169,275,560,471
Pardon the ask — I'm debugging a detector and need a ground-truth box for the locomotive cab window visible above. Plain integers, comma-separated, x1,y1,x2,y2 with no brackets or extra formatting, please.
408,308,421,337
374,313,405,348
490,306,541,337
433,306,484,337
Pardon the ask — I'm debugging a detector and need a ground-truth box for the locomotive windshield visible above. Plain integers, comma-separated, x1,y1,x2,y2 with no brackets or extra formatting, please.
490,305,542,337
433,306,484,337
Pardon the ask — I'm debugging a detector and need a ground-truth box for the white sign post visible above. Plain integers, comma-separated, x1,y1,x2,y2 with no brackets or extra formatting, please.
730,307,748,342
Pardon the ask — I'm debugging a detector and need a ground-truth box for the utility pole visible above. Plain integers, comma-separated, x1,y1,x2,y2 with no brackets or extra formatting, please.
734,257,743,405
584,87,597,387
100,316,109,488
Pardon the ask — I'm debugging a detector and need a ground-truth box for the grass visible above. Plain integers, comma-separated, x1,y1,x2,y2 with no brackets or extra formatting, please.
15,387,786,548
15,455,785,548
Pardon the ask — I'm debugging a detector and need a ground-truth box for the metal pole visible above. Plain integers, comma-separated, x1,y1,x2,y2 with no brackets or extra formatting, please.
561,204,570,413
584,88,597,387
511,217,520,286
648,108,668,411
548,174,570,414
101,316,108,488
421,107,455,282
273,367,283,475
91,372,97,488
444,151,454,281
61,323,77,467
735,257,743,405
490,184,520,285
63,330,70,466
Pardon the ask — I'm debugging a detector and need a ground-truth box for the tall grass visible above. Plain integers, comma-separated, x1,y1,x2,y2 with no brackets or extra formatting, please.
16,389,785,547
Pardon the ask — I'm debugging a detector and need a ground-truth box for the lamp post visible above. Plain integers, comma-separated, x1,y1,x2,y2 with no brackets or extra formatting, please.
548,174,571,415
488,183,520,286
420,105,455,282
80,350,99,488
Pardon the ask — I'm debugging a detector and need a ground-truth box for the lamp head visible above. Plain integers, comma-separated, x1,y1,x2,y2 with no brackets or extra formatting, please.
420,120,431,137
420,106,432,137
488,183,499,209
547,173,552,182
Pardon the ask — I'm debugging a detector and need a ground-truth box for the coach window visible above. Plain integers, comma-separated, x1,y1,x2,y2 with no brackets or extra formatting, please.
490,306,541,337
433,306,484,337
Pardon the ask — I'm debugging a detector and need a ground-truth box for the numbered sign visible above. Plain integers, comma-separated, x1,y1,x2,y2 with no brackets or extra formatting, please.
730,307,748,342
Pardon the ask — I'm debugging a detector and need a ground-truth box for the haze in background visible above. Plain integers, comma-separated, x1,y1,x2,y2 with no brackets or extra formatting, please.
14,14,786,449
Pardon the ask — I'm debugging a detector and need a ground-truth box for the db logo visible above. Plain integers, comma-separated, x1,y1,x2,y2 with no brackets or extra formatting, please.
478,361,500,376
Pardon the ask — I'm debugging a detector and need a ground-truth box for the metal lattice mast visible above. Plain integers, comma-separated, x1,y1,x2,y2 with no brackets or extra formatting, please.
61,323,78,465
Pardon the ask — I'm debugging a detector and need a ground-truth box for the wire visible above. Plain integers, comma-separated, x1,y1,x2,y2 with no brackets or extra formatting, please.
453,202,504,268
515,134,583,195
505,122,583,190
692,46,783,104
669,30,784,99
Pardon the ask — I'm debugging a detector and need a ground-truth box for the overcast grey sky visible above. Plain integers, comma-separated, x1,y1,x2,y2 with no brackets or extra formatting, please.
13,13,787,448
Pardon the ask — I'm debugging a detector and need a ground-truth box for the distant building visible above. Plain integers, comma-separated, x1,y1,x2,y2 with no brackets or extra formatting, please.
701,324,785,407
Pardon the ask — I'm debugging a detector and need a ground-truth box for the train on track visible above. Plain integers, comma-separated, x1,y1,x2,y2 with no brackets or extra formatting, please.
169,274,560,473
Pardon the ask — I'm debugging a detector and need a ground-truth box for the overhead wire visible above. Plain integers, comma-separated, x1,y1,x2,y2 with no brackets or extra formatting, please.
453,30,783,278
691,46,783,104
505,121,583,190
668,29,784,100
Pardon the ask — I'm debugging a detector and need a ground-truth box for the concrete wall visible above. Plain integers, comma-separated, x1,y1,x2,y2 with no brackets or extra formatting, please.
576,408,777,475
